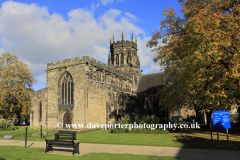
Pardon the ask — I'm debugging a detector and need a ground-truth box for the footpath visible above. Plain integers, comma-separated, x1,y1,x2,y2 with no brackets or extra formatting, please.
1,139,240,160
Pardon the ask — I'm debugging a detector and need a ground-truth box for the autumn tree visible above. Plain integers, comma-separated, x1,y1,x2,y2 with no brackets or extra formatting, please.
147,0,240,127
0,53,36,125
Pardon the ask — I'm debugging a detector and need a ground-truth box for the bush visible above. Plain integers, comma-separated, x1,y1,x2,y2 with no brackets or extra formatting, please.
0,126,18,131
0,119,12,129
139,115,160,125
116,115,133,125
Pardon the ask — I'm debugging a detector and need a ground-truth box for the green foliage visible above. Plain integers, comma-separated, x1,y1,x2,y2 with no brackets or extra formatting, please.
0,119,12,128
0,52,36,125
139,115,160,125
0,126,18,131
116,115,132,125
147,0,240,117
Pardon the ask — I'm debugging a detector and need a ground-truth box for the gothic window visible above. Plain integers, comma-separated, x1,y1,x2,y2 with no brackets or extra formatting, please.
93,73,96,80
121,54,124,65
116,55,119,66
111,78,114,84
89,73,92,80
97,72,101,82
102,75,105,82
106,76,110,83
62,73,73,105
39,101,42,121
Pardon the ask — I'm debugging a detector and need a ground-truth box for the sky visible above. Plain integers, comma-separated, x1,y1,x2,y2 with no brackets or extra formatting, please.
0,0,183,91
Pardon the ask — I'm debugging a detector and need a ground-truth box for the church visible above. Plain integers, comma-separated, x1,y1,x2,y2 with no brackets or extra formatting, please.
30,34,145,129
30,33,239,129
30,33,200,129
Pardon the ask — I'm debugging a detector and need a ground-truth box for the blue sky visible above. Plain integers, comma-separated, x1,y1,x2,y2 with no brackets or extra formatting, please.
0,0,183,91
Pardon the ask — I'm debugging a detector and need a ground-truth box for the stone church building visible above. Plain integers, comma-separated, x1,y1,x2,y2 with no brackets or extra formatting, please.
30,34,198,129
30,34,144,129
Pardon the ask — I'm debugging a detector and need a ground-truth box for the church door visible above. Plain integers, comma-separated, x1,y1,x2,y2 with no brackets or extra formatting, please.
63,112,71,128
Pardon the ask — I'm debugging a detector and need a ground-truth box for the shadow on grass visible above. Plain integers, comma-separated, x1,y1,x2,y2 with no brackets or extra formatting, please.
170,129,240,160
173,133,240,150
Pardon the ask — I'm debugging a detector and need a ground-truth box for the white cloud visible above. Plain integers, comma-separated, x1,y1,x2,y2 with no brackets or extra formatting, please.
0,1,159,90
101,0,114,5
36,73,46,84
143,63,165,75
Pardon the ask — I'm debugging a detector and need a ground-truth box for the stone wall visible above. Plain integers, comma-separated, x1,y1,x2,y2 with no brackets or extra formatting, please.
86,81,113,125
46,62,87,129
30,87,47,129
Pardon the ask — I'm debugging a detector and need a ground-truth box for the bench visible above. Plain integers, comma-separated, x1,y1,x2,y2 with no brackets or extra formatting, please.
45,138,79,155
55,130,77,140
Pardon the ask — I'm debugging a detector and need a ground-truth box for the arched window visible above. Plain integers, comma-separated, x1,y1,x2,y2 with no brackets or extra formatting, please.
97,72,101,82
116,55,119,66
121,54,124,65
106,76,108,83
62,73,73,105
39,101,42,121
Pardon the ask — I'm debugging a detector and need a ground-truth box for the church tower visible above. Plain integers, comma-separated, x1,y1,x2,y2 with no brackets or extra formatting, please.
108,33,141,77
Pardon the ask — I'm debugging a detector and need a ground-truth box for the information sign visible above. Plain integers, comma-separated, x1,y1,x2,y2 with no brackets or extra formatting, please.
212,111,231,130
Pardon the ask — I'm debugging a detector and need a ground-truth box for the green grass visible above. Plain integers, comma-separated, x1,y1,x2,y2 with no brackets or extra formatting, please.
14,132,58,141
0,146,176,160
76,129,240,150
9,129,240,150
0,126,56,135
78,130,175,146
111,128,169,134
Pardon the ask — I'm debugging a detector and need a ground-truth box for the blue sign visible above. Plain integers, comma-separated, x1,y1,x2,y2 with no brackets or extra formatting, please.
212,111,231,130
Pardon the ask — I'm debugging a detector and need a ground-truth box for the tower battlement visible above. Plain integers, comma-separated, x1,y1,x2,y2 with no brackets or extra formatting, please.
47,55,133,81
111,40,137,49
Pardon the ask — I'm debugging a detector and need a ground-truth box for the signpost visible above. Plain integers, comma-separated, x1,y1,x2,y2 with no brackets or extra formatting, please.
212,111,231,144
25,127,27,147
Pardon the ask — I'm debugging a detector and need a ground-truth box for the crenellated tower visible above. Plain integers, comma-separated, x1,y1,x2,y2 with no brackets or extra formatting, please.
108,33,140,68
108,32,142,91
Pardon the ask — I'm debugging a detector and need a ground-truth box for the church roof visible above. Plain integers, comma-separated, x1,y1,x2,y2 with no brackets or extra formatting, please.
137,72,164,93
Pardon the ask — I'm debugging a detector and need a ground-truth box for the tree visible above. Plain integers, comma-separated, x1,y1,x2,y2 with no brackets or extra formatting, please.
0,53,36,125
147,0,240,127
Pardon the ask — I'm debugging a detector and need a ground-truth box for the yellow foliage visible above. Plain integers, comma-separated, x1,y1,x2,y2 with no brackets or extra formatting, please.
0,52,36,118
147,0,240,113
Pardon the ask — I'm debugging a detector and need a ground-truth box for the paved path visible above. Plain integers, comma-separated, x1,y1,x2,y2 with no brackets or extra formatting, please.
1,139,240,160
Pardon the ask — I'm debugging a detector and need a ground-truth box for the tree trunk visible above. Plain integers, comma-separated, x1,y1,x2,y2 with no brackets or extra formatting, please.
238,107,240,127
206,109,213,128
195,107,200,123
11,105,16,126
17,114,21,126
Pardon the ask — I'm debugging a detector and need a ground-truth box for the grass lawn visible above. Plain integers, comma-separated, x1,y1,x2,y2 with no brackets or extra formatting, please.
76,129,240,150
0,146,176,160
0,126,56,135
10,129,240,150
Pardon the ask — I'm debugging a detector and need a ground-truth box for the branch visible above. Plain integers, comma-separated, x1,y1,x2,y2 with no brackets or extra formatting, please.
221,46,235,55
